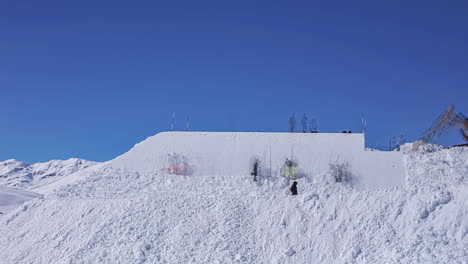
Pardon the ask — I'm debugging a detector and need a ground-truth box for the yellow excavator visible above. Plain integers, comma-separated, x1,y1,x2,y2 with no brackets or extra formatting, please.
422,104,468,145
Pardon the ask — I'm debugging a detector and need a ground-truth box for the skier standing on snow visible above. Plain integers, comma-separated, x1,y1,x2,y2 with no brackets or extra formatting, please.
290,181,298,195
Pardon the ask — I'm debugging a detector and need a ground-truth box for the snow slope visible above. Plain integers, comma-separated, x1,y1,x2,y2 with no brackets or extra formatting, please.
0,186,42,215
0,158,98,190
0,158,99,215
0,133,466,263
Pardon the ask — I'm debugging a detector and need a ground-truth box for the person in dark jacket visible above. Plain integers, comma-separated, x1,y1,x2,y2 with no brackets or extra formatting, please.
290,181,298,195
251,160,259,182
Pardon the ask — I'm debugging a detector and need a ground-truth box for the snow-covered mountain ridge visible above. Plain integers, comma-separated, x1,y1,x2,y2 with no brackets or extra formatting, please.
0,158,98,190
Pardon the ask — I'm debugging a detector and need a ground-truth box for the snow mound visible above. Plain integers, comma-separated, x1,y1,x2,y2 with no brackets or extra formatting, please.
404,145,467,190
0,158,99,190
0,134,466,263
400,141,446,154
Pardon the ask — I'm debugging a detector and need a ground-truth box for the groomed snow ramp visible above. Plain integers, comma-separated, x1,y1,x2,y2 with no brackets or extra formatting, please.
110,132,405,189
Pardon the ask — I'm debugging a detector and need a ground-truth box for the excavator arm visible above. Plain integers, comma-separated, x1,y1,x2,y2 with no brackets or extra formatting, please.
422,104,468,143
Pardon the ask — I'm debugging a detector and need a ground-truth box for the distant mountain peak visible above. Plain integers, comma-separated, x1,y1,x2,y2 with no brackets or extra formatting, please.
0,158,99,189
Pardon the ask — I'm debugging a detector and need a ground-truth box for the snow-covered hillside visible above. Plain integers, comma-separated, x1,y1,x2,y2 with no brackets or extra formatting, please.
0,133,466,263
0,186,42,215
0,158,98,215
0,158,98,189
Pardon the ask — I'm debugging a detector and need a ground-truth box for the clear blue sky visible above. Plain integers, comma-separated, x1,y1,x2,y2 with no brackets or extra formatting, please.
1,1,467,163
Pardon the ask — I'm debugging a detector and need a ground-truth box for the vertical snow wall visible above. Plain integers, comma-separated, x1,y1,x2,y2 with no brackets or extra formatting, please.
109,132,406,189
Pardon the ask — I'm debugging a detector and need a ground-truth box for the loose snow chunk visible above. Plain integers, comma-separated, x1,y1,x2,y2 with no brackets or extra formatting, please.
420,191,453,219
133,241,152,263
235,254,248,261
302,193,318,203
284,248,296,256
350,246,362,259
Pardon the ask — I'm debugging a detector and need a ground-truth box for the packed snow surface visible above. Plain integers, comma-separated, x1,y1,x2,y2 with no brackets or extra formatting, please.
0,133,466,263
110,132,406,189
